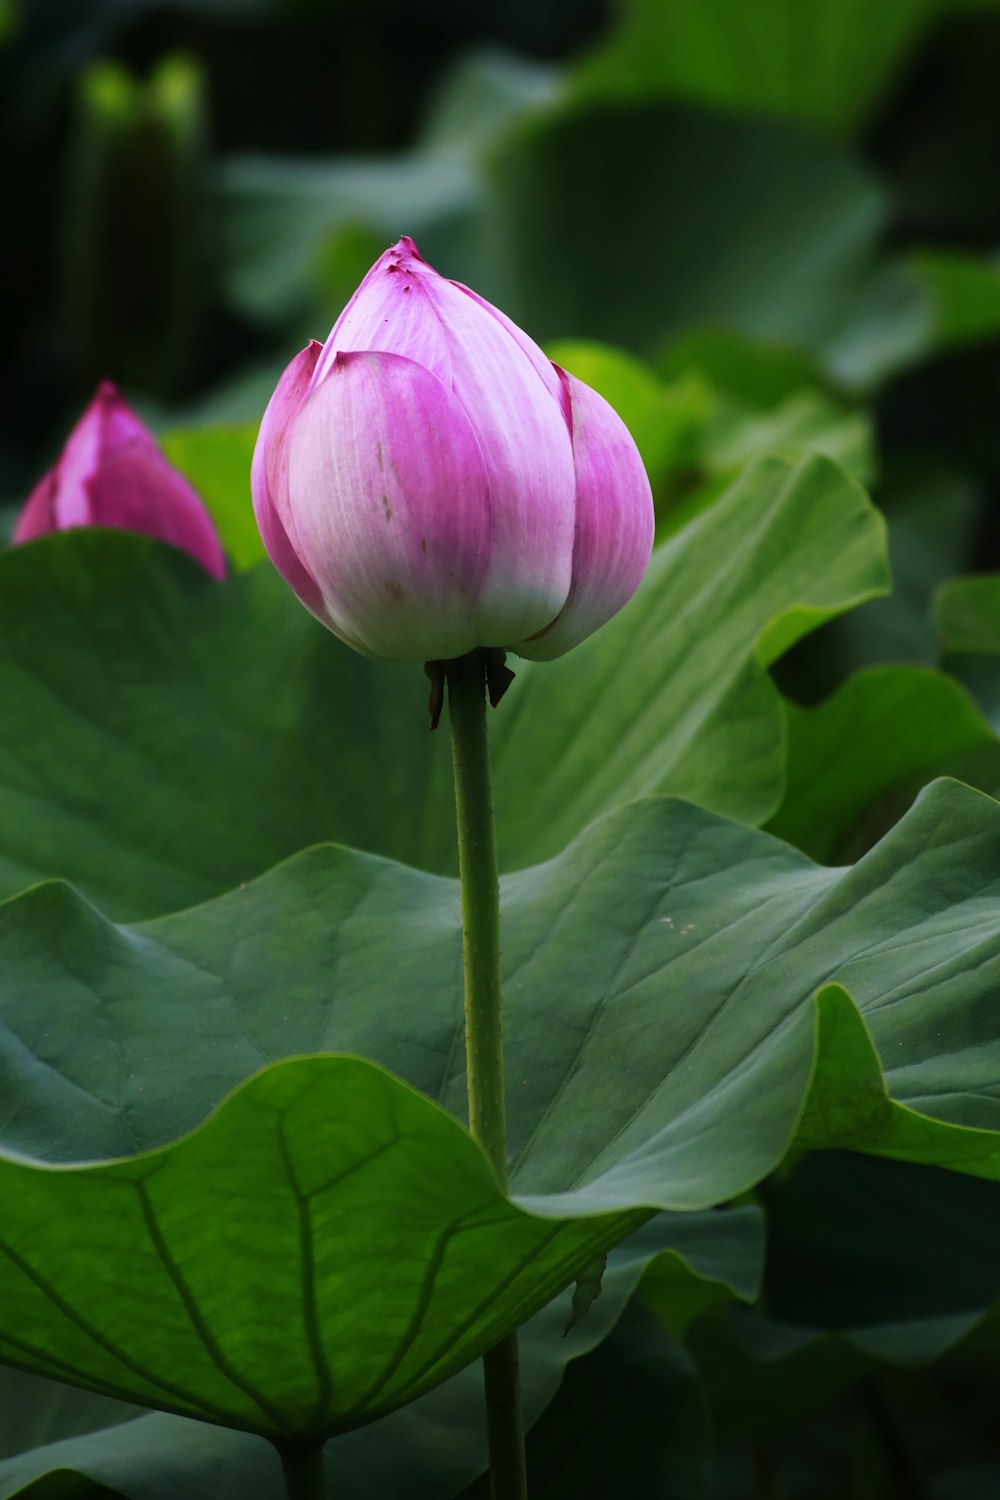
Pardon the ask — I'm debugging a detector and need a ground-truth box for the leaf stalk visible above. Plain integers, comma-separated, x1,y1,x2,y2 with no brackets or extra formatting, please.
276,1440,328,1500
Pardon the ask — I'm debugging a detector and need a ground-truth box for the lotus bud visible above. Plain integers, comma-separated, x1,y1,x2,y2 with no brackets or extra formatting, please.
252,236,653,671
13,382,226,579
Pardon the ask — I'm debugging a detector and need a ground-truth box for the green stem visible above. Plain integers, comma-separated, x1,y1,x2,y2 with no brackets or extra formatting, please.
448,655,508,1185
276,1441,327,1500
448,653,528,1500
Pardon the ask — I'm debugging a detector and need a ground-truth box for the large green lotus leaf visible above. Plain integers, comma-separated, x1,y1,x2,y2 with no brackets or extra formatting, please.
492,454,886,869
568,0,979,135
0,452,886,918
0,529,451,919
766,666,996,861
0,1056,646,1438
0,1210,757,1499
1,784,1000,1452
2,781,1000,1194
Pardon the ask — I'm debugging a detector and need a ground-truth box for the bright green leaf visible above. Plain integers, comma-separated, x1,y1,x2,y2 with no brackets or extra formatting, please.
0,1057,640,1438
0,1211,757,1500
159,424,263,570
703,390,875,487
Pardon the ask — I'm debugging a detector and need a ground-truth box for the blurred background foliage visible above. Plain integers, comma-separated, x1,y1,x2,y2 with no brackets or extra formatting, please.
4,3,1000,1494
3,0,1000,499
3,0,1000,712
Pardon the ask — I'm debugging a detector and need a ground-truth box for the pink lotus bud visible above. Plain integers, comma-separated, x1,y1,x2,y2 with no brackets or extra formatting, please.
13,381,226,579
252,237,653,663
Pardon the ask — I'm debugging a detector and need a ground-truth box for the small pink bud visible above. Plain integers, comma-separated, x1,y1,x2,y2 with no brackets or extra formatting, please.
13,382,226,579
252,237,653,663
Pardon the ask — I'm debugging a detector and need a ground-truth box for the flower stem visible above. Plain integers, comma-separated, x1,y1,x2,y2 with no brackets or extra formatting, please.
276,1441,327,1500
447,652,528,1500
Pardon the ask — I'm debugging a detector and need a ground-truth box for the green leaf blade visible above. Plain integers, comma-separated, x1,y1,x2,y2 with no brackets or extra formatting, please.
0,452,887,916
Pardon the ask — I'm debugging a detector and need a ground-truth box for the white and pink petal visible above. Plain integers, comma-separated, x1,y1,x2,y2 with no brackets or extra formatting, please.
285,350,494,662
514,369,654,661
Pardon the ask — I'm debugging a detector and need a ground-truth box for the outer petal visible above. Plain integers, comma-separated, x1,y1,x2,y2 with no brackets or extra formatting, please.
13,386,105,537
514,369,654,661
251,342,330,621
88,452,227,583
415,271,577,643
50,387,105,527
451,281,567,410
11,471,58,542
315,237,578,645
313,240,453,389
284,350,493,662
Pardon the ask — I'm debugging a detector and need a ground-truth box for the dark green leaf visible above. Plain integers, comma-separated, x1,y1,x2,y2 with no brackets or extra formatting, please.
484,102,927,388
766,666,996,861
936,574,1000,729
486,1303,709,1500
568,0,957,135
1,781,1000,1189
765,1153,1000,1363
